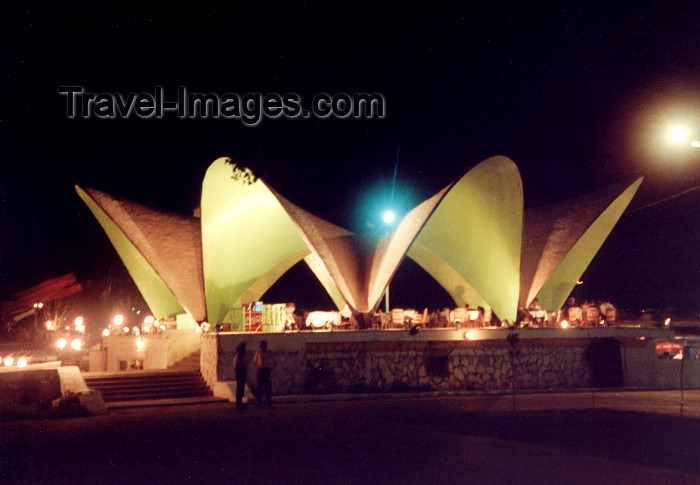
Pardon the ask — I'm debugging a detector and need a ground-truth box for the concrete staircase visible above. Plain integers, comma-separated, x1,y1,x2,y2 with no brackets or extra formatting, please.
83,370,215,404
168,349,201,371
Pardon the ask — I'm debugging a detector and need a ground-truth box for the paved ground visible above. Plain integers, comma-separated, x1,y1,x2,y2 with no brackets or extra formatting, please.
1,390,699,484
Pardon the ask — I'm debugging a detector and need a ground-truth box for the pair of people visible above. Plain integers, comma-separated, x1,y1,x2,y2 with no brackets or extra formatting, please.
232,340,276,409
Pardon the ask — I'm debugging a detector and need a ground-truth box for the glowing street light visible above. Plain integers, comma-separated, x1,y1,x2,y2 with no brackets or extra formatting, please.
662,119,700,149
113,314,124,326
74,316,85,333
382,210,396,225
666,125,690,144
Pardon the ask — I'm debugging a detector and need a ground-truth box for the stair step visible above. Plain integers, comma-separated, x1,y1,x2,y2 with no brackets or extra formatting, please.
98,390,213,402
88,383,209,393
87,378,208,387
83,370,212,403
97,386,211,396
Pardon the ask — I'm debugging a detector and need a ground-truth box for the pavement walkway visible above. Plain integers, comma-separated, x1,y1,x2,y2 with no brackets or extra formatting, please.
1,390,698,484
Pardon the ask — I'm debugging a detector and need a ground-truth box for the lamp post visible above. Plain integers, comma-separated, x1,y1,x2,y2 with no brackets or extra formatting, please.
666,124,700,148
382,210,396,313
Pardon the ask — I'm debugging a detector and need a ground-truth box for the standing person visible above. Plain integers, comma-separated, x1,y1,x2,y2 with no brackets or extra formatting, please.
233,342,248,409
254,340,275,406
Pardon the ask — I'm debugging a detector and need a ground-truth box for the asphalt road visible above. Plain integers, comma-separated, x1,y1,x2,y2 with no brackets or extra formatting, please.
1,390,699,484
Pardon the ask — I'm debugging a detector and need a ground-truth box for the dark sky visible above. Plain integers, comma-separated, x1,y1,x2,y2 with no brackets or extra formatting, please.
1,2,699,313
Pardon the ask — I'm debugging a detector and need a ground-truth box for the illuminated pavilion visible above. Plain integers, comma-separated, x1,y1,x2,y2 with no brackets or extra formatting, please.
76,156,642,328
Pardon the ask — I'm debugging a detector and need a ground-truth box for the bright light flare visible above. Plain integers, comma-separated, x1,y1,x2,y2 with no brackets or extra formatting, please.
102,329,110,337
17,357,27,368
691,140,700,147
45,320,53,330
144,315,155,325
70,338,82,351
56,338,67,349
664,318,671,326
113,314,124,325
464,330,475,340
135,337,144,348
667,125,690,144
382,211,396,224
561,320,569,329
4,356,14,366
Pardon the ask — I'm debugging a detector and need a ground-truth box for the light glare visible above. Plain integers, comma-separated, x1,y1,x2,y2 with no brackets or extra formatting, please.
70,338,82,350
382,211,395,224
17,357,27,367
56,338,67,349
561,320,569,329
667,125,689,143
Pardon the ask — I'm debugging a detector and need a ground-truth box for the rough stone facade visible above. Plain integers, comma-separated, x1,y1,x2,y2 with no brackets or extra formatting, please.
298,340,590,393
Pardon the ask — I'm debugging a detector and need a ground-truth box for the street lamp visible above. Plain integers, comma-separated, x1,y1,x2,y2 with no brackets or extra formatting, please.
665,124,700,148
74,316,85,333
382,210,396,224
382,210,396,312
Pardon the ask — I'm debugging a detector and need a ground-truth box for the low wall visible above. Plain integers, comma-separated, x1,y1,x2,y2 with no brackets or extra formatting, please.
0,365,89,405
622,341,700,389
201,327,691,397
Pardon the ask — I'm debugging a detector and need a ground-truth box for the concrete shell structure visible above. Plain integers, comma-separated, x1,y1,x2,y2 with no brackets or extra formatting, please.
77,156,642,327
76,186,206,321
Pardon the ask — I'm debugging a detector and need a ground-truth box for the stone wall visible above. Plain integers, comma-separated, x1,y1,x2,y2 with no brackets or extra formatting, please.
202,328,680,397
299,340,590,393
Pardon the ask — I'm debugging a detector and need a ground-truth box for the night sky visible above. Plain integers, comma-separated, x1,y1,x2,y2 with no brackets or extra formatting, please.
1,2,699,315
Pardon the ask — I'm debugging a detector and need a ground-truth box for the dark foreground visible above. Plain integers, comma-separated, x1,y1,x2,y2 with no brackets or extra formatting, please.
1,391,699,484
